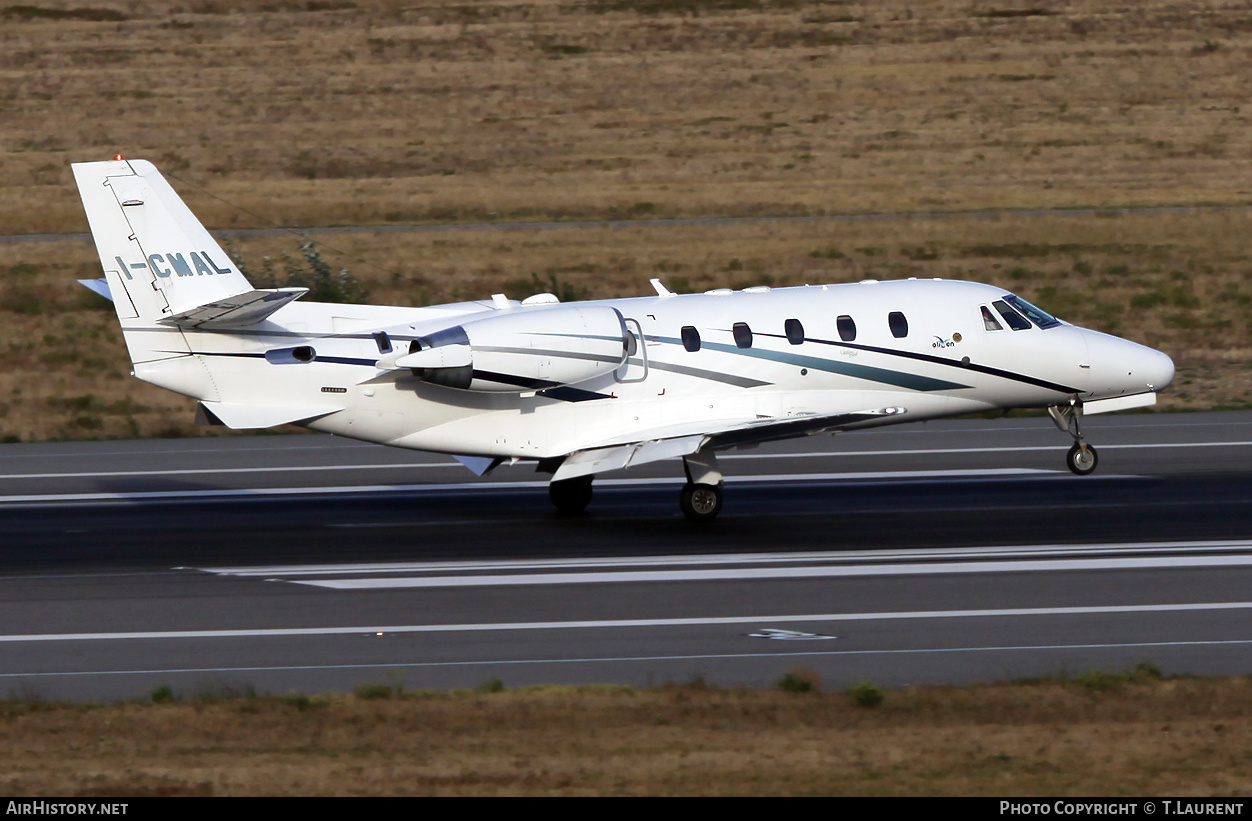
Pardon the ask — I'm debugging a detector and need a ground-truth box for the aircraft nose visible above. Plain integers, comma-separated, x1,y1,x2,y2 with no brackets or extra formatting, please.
1081,331,1174,397
1142,347,1175,392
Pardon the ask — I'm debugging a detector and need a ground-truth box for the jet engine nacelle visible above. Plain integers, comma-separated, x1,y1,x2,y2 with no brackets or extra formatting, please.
386,304,630,392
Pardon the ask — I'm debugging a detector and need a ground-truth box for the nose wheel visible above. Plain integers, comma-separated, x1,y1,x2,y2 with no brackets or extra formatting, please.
1066,442,1099,475
1050,401,1099,476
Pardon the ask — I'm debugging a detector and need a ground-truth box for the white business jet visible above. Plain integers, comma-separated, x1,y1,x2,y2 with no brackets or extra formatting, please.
73,159,1174,520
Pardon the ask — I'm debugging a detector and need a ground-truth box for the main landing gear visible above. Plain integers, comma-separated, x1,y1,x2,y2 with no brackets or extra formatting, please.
1049,400,1099,476
679,449,724,522
549,475,593,515
547,448,727,521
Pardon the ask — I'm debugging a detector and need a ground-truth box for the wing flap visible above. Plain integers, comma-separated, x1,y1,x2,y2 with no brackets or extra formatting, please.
552,434,707,481
551,407,907,480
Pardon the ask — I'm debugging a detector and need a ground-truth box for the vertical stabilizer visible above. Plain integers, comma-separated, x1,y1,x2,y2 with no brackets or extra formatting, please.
72,159,254,361
73,159,254,401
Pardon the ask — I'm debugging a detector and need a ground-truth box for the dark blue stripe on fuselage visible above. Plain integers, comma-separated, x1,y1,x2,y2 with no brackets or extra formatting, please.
767,334,1081,394
651,336,971,392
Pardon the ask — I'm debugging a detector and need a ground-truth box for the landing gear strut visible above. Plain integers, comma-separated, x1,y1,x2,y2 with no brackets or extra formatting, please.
680,449,724,521
549,475,593,515
1049,400,1098,476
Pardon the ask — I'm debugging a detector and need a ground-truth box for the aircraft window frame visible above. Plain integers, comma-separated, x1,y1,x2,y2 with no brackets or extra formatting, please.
992,299,1032,331
888,311,908,339
1003,294,1061,329
981,306,1003,331
681,325,701,352
836,315,856,342
732,322,753,349
784,318,804,345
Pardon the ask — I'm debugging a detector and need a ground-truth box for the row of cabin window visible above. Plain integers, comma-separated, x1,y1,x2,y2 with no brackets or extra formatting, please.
679,312,910,353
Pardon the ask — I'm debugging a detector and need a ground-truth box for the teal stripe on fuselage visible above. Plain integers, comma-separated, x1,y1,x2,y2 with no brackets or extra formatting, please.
651,337,970,392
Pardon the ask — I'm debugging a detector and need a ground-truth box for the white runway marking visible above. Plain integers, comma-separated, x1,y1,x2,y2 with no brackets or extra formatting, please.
290,554,1252,590
724,441,1252,459
0,601,1249,643
197,539,1252,577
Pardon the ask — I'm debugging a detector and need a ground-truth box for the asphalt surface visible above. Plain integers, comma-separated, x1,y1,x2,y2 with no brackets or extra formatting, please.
0,410,1250,701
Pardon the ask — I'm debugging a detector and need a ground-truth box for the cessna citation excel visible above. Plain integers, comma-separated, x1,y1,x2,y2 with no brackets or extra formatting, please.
73,159,1175,520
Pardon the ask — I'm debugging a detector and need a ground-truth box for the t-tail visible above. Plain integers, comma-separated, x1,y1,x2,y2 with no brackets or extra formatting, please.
72,159,306,399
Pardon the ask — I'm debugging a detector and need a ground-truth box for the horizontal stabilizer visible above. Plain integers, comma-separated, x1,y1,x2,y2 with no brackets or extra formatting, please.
159,288,307,329
194,400,339,429
77,278,112,301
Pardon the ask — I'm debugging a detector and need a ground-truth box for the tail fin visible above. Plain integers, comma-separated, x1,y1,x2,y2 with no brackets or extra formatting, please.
73,159,255,326
73,160,305,365
73,159,306,401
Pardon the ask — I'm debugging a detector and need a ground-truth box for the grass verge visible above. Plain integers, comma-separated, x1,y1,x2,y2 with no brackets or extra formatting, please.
2,667,1249,795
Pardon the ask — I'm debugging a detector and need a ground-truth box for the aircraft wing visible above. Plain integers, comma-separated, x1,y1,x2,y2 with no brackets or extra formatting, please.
550,407,903,481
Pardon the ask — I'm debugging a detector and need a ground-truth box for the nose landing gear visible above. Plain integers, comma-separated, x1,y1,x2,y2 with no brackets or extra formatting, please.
1049,400,1099,476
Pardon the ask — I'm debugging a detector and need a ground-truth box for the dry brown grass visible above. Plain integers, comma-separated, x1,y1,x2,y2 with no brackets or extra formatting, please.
2,0,1252,439
1,675,1250,796
3,0,1252,231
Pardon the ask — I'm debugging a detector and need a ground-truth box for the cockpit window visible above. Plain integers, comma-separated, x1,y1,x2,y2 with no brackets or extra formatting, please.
992,299,1031,331
1003,294,1061,329
980,306,1003,331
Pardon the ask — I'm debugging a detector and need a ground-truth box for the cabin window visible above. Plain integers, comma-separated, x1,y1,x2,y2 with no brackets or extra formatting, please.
732,322,753,349
993,300,1031,331
837,315,856,342
981,306,1003,331
373,332,393,354
888,311,908,338
681,325,701,352
784,318,804,345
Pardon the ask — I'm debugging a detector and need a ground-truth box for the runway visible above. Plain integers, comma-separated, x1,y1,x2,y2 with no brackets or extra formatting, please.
0,410,1250,700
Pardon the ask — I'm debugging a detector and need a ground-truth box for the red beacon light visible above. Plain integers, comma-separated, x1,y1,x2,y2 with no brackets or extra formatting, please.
113,154,125,161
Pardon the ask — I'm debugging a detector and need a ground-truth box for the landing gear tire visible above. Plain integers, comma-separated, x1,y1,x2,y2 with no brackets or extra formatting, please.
680,482,723,522
1066,442,1098,476
549,476,593,515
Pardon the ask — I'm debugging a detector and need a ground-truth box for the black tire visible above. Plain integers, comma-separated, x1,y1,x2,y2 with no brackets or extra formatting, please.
549,476,594,515
679,482,723,521
1066,442,1098,476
